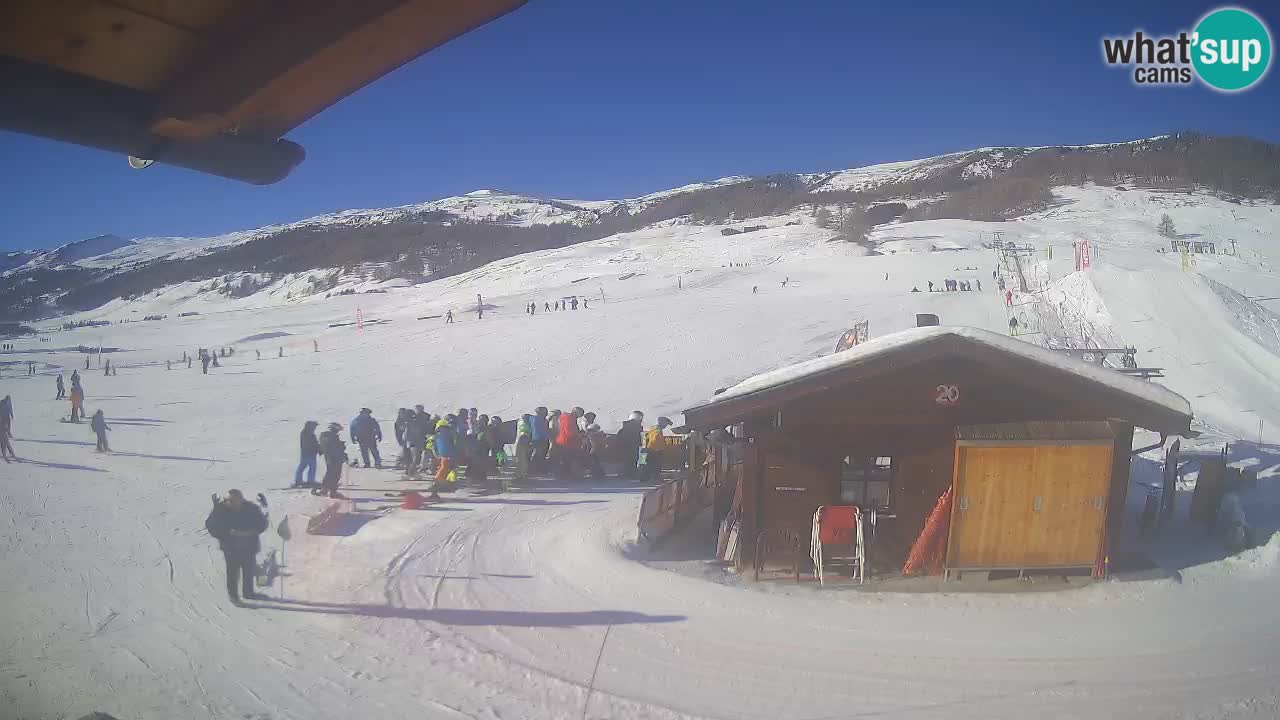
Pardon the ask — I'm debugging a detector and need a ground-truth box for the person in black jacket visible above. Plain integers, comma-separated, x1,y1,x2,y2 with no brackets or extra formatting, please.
403,407,433,477
205,489,269,604
393,408,412,469
318,423,348,498
349,408,383,468
616,411,644,479
294,421,320,487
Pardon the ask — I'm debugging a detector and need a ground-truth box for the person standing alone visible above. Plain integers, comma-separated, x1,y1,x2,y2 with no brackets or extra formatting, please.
0,395,14,461
205,490,268,605
90,410,111,452
55,373,65,399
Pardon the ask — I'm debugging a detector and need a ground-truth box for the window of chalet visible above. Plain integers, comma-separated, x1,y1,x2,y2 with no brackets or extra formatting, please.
840,456,893,509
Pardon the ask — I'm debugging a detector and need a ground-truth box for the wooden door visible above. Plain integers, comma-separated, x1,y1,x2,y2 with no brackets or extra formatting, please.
947,446,1035,568
948,443,1112,570
1021,445,1112,567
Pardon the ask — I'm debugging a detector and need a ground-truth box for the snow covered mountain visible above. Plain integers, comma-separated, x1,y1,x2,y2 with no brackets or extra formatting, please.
2,132,1278,322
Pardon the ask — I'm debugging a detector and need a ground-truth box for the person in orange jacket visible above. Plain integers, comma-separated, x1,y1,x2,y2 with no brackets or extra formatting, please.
553,407,585,479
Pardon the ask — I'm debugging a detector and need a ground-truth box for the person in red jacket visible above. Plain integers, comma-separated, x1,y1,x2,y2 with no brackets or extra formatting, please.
553,407,585,480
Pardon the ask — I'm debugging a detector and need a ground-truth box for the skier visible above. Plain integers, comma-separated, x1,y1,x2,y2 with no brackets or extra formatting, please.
928,281,934,292
205,489,269,605
55,374,65,399
166,360,171,371
317,423,348,498
201,354,211,374
553,407,585,480
294,421,321,487
544,302,551,312
0,394,13,450
752,286,758,294
976,278,982,292
313,339,319,353
103,359,110,377
90,410,111,452
1008,316,1019,336
445,310,454,324
640,416,674,481
393,408,412,469
211,354,220,368
69,381,85,423
278,347,284,358
187,357,193,368
404,406,432,477
1005,288,1014,307
515,414,535,480
433,417,458,488
616,411,644,479
0,399,11,462
582,298,589,309
255,350,260,360
349,408,383,468
28,361,35,376
570,297,579,310
584,423,607,479
71,369,79,385
468,418,496,489
530,406,550,473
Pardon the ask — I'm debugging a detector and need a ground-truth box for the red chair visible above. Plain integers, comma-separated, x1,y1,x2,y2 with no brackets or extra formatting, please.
811,505,865,585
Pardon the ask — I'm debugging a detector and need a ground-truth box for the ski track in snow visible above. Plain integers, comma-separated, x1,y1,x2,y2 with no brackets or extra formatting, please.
4,184,1280,718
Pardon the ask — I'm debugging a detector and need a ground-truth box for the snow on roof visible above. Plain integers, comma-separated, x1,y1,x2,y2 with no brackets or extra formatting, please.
701,325,1192,422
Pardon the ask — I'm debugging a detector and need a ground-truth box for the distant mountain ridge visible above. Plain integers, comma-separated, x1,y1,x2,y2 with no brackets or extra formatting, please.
2,132,1277,321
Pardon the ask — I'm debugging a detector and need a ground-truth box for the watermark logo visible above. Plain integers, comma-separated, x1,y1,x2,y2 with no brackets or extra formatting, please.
1102,7,1271,91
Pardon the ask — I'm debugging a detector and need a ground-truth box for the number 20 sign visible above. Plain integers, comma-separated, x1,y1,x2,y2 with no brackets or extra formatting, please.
935,384,960,406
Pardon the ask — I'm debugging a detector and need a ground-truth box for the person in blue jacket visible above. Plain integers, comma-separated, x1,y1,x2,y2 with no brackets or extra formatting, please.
294,420,320,487
432,417,459,492
349,408,383,468
530,406,550,473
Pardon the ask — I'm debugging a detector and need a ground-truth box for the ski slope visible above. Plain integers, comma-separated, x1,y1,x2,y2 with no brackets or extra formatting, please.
5,184,1280,719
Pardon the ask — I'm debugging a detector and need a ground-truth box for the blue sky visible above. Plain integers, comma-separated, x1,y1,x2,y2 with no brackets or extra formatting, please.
2,0,1277,251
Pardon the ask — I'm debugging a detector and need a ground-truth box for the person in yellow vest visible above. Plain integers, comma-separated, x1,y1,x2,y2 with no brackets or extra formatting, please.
640,416,673,481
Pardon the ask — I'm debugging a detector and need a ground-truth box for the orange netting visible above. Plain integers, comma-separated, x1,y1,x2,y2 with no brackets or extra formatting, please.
902,486,954,576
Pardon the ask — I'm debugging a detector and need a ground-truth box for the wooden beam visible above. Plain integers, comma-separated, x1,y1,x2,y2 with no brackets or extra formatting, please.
149,0,526,140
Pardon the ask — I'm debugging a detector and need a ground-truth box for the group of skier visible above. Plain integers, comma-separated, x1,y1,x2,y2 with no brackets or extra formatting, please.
0,370,105,462
527,297,588,313
290,405,677,500
927,278,981,293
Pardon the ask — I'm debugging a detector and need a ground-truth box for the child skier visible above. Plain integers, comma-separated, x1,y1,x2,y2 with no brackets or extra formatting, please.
90,410,111,452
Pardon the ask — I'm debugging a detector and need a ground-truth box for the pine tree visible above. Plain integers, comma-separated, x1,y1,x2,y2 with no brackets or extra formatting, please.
815,207,833,229
1158,213,1177,238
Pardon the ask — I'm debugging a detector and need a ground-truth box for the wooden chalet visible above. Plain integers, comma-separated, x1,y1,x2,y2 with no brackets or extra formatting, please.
682,326,1193,580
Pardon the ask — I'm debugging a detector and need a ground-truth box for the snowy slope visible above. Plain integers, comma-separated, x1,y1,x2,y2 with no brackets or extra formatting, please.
7,159,1280,719
6,186,1280,719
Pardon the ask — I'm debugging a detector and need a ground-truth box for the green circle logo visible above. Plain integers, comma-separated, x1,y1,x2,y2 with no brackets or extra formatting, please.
1192,8,1272,91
